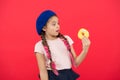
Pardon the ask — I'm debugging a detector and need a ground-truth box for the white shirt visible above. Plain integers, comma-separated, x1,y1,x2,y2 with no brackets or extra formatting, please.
34,35,74,70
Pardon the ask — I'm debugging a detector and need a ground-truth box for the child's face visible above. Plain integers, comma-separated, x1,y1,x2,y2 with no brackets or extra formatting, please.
43,16,60,37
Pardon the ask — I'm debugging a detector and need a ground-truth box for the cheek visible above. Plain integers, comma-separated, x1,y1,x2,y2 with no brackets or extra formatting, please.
48,26,55,31
47,26,55,33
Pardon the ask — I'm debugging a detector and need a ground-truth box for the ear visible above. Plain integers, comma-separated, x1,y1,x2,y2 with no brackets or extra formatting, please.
42,26,47,31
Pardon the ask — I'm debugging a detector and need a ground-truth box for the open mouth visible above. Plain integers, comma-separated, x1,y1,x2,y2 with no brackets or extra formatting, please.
56,30,60,32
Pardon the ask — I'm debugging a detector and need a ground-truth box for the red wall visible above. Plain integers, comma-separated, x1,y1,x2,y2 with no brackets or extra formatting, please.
0,0,120,80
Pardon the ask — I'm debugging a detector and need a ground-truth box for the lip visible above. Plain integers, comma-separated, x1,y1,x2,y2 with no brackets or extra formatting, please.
56,30,60,32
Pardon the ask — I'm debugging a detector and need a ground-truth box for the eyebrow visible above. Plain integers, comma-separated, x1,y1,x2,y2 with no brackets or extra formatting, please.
51,21,57,23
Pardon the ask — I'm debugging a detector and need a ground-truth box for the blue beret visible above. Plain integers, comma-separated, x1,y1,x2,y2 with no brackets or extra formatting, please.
36,10,56,35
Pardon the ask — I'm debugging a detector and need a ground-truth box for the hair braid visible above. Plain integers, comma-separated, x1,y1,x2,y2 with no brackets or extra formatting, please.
41,31,52,61
58,33,76,67
41,31,58,75
58,33,72,53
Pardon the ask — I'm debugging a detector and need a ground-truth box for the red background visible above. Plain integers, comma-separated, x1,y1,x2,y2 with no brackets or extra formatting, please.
0,0,120,80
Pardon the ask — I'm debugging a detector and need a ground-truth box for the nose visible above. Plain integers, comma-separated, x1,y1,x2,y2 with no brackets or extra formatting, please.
56,23,60,29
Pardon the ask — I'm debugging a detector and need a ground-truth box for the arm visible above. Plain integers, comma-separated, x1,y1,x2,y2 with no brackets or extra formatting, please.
35,53,48,80
71,37,91,67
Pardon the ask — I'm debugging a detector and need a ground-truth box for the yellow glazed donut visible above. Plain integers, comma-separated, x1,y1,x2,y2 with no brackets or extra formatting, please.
78,28,89,39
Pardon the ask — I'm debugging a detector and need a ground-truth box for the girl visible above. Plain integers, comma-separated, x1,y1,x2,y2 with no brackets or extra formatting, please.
34,10,91,80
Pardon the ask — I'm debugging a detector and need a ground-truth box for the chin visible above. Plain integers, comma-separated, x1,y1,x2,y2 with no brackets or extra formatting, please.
53,33,59,37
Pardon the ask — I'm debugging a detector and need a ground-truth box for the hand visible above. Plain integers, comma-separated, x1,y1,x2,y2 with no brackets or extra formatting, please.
81,36,91,53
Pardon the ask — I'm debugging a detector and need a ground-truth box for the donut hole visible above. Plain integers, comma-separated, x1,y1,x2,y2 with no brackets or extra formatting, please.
82,32,84,36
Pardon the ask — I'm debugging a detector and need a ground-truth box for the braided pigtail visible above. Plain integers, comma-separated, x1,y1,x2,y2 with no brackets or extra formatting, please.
41,31,59,75
58,33,76,67
58,33,71,52
41,31,51,59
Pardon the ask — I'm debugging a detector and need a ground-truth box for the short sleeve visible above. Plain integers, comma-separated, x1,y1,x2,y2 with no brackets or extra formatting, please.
64,35,74,45
34,41,44,54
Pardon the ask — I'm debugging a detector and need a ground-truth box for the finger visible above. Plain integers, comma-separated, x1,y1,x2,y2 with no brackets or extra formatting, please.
82,37,91,46
82,37,88,44
82,38,87,46
83,36,90,44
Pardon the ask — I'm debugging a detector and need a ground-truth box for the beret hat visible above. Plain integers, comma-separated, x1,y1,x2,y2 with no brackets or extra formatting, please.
36,10,56,35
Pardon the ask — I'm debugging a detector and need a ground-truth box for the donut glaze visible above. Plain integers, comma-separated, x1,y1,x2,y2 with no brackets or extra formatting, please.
78,28,89,39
